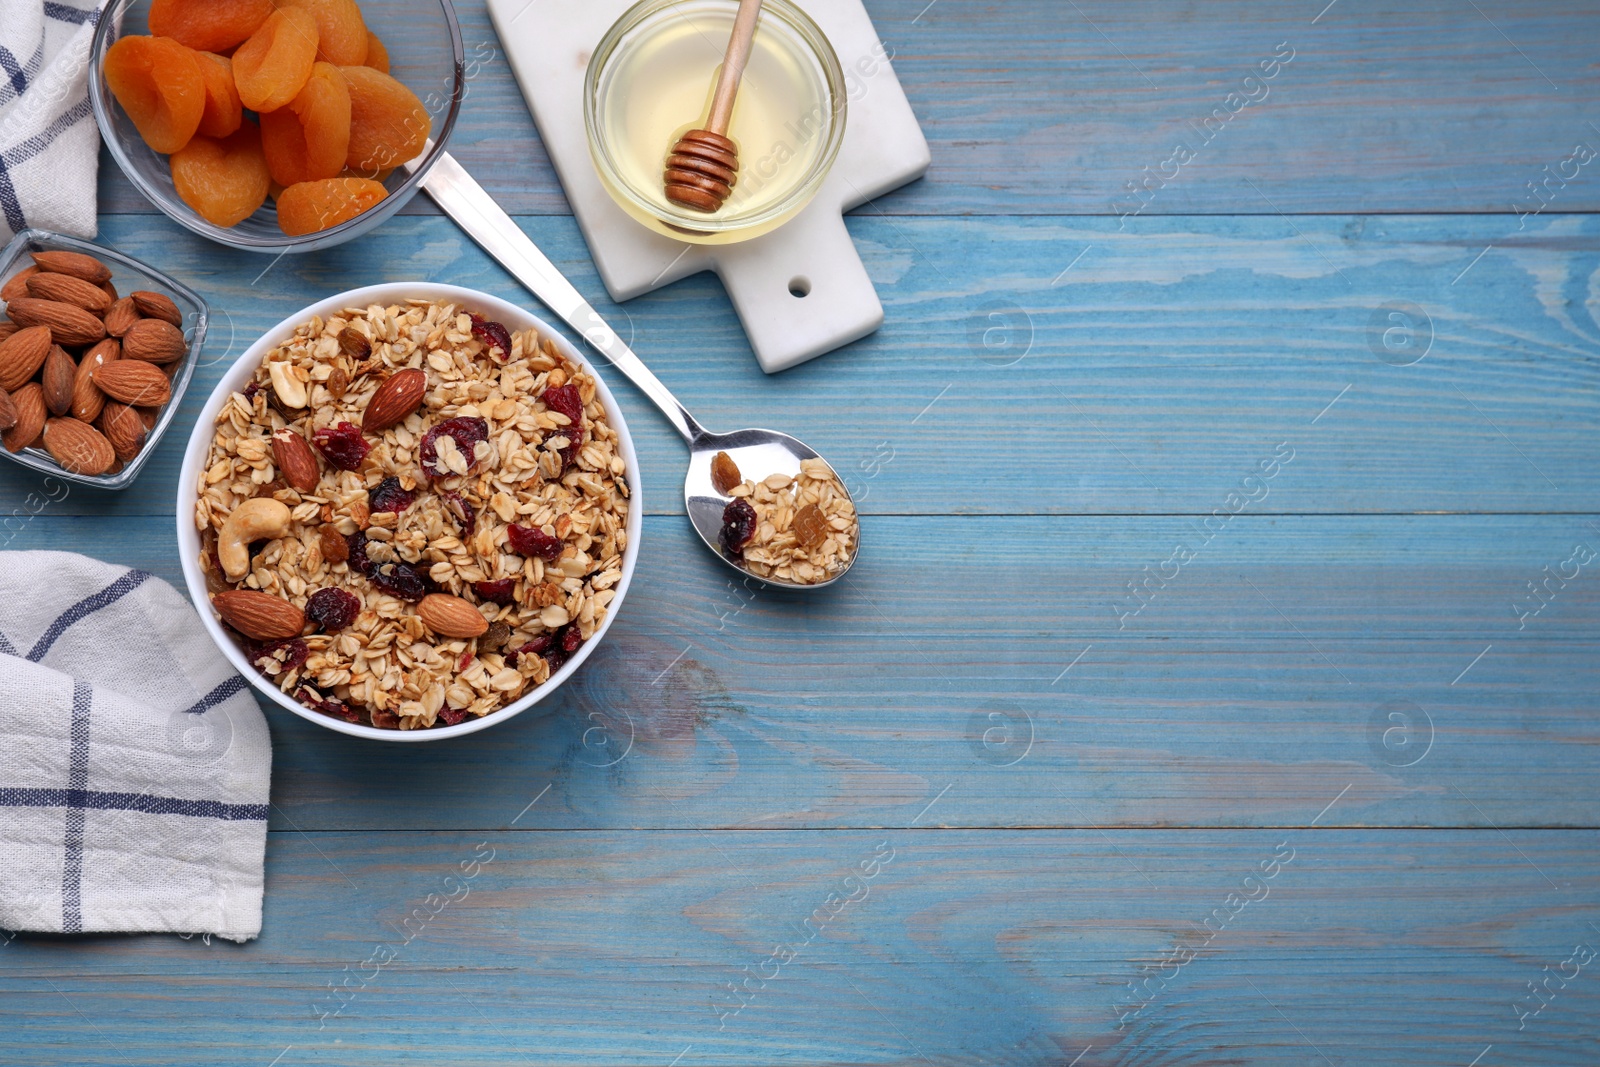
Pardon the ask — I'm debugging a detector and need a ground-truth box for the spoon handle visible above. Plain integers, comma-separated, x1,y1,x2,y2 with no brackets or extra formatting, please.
410,147,705,444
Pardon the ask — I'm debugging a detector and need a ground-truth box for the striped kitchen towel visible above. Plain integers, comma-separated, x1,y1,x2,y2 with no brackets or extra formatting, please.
0,0,109,242
0,552,271,942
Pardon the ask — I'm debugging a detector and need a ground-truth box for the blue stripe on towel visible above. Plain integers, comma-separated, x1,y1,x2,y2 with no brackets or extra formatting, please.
43,3,99,25
0,787,269,822
0,97,92,233
27,569,152,661
182,676,249,716
60,679,91,933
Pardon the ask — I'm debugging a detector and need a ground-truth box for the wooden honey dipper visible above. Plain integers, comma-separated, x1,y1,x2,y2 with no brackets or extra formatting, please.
663,0,764,213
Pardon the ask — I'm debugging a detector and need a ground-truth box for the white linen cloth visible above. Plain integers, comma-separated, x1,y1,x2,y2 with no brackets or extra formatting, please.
0,0,109,241
0,552,271,942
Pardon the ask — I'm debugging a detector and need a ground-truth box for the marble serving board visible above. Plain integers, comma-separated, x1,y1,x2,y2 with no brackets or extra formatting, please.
485,0,930,373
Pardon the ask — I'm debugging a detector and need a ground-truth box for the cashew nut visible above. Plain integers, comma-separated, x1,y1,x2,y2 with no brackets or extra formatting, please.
268,360,307,409
217,497,292,580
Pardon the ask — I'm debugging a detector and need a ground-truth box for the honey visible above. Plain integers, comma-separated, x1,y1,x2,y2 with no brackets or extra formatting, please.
585,0,845,244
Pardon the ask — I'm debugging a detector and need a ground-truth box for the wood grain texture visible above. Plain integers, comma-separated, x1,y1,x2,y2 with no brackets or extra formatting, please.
5,513,1594,831
3,213,1597,517
3,831,1597,1066
91,0,1600,217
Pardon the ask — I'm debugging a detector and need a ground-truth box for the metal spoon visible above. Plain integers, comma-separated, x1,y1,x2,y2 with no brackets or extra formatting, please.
406,149,858,589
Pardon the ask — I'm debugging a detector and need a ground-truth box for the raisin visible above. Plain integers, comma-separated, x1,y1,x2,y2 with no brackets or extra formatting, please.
312,419,370,470
327,367,350,398
370,708,400,729
418,416,488,479
507,524,563,562
305,586,361,631
469,314,512,361
792,503,827,550
474,578,516,605
319,523,349,564
441,491,477,536
367,475,414,513
368,560,428,602
248,637,307,676
345,530,374,575
481,620,512,648
275,176,387,236
718,498,758,556
711,451,742,495
337,327,370,359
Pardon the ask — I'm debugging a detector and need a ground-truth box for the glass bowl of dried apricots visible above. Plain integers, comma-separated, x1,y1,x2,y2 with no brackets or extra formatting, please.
89,0,465,253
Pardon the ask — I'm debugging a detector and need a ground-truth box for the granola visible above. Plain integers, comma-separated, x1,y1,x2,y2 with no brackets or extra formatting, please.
719,456,857,583
195,299,631,730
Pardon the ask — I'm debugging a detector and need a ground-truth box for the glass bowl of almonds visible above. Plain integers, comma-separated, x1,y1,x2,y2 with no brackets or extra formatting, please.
0,229,207,489
176,283,641,741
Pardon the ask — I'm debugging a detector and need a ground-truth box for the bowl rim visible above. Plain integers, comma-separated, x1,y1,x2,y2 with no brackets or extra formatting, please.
0,227,209,490
583,0,848,236
175,283,644,742
89,0,467,254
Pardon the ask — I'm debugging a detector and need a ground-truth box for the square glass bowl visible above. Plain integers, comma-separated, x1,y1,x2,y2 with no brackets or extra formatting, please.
89,0,465,254
0,228,208,490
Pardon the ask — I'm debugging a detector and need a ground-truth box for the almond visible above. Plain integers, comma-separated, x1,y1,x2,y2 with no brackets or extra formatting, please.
136,405,160,430
0,322,17,343
72,339,118,423
42,417,115,475
416,593,489,638
101,278,119,301
41,345,76,417
361,367,426,431
2,383,44,452
98,402,146,461
26,272,112,313
1,265,39,302
29,250,111,285
0,387,16,431
92,359,171,406
0,325,52,391
5,298,105,347
121,317,187,363
272,428,320,493
104,296,141,337
130,290,182,326
211,590,305,641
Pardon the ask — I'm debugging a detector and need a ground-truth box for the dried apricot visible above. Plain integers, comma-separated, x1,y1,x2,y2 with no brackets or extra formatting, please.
231,7,319,113
275,176,386,235
340,65,430,171
285,0,368,66
193,51,243,138
149,0,272,53
363,31,389,74
103,36,206,154
170,124,272,227
261,62,351,185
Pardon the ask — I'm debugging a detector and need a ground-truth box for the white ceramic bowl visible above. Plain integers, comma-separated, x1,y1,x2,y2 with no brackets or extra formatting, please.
176,283,643,742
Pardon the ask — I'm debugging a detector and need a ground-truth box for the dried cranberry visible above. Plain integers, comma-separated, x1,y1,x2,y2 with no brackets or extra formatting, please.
475,578,516,605
441,491,476,536
368,560,429,602
242,381,261,404
367,476,415,514
248,637,308,676
312,421,371,471
541,384,583,471
470,314,513,362
345,530,375,575
438,706,469,726
296,687,359,723
544,625,583,671
419,416,489,479
305,587,361,632
507,523,564,562
513,634,553,656
718,498,758,557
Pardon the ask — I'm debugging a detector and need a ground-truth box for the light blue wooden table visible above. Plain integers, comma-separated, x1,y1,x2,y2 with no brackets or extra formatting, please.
5,1,1600,1063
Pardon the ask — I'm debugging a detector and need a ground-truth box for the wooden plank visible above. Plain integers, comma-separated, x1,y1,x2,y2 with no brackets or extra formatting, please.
2,829,1596,1065
93,0,1600,217
6,513,1595,830
4,213,1596,517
